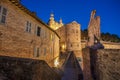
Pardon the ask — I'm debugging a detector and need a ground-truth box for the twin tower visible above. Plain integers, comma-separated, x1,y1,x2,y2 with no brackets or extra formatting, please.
48,13,82,60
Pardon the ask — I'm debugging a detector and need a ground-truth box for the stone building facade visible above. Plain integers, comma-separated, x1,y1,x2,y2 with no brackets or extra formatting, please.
0,0,120,69
0,0,60,67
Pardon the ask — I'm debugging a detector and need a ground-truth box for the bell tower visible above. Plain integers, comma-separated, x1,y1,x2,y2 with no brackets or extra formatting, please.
48,13,64,30
48,13,56,30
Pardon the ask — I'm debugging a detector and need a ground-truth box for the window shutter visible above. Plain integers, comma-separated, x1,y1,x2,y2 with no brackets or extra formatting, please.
29,22,31,32
26,21,29,31
34,47,37,57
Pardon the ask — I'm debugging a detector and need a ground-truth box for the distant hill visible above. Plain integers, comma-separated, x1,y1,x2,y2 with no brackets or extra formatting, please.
81,29,120,43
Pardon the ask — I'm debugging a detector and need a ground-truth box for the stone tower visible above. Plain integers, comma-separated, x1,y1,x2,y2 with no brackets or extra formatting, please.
56,21,82,59
88,10,101,47
66,21,81,54
48,13,63,30
65,21,82,64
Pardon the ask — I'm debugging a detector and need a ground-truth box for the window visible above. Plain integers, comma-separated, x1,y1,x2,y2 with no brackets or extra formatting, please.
34,47,40,57
50,48,52,54
41,29,44,38
77,44,79,47
26,21,31,33
37,26,41,36
72,29,74,33
76,30,78,33
45,31,48,38
50,34,53,41
44,30,47,38
0,6,7,24
71,44,72,47
44,48,46,56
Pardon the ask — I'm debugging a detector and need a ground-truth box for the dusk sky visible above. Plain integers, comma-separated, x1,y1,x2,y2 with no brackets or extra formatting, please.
21,0,120,36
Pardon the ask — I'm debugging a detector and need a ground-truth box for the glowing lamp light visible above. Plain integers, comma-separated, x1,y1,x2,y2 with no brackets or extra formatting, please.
54,59,59,67
62,45,65,49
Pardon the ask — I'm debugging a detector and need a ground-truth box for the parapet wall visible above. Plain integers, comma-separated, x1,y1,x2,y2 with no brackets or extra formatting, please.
0,56,61,80
81,40,120,49
82,48,120,80
102,41,120,49
95,49,120,80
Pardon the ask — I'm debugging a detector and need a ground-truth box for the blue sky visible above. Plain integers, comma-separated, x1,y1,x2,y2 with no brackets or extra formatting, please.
21,0,120,36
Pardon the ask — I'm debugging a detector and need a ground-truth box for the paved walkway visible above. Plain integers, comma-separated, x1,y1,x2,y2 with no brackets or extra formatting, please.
62,52,83,80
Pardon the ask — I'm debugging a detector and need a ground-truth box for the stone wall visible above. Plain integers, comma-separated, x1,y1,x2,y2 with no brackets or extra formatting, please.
56,26,66,52
0,56,61,80
81,40,120,49
65,21,81,52
0,0,59,67
102,41,120,49
82,48,92,80
95,49,120,80
82,48,120,80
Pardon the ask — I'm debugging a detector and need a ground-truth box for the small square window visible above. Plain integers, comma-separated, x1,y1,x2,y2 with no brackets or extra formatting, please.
37,27,41,36
44,48,46,56
26,21,31,33
0,6,7,24
71,44,72,47
34,47,40,57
